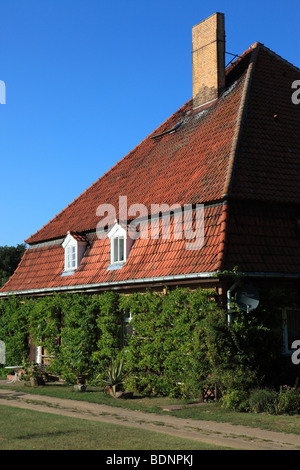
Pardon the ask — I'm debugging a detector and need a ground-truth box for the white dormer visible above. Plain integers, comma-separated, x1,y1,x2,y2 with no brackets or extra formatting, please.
107,222,133,267
62,231,87,273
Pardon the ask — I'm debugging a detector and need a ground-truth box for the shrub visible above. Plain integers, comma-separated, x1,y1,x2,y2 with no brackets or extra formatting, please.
92,291,124,381
275,386,300,415
120,288,217,398
221,390,250,412
51,293,100,382
248,386,300,415
248,388,278,414
29,295,62,365
0,297,30,365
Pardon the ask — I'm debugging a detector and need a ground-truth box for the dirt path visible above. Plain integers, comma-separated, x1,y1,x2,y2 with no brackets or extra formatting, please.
0,387,299,450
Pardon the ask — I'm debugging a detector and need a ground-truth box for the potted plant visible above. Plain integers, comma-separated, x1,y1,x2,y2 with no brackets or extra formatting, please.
20,360,45,386
68,348,91,390
103,357,125,398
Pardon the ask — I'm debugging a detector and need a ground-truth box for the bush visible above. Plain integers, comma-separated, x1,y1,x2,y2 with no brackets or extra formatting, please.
119,288,218,398
275,386,300,415
248,388,278,414
221,390,250,412
0,287,294,402
92,291,124,381
216,368,258,396
52,294,100,382
0,297,30,365
248,386,300,415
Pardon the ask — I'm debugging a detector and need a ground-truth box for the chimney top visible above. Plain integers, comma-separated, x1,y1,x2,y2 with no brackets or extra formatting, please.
192,12,226,109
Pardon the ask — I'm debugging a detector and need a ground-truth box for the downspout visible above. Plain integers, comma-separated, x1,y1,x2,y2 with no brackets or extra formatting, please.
227,282,238,325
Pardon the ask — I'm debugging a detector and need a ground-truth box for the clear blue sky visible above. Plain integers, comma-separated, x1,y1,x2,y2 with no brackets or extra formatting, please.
0,0,299,246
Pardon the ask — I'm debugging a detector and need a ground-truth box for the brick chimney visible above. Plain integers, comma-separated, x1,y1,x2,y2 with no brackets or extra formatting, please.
192,12,226,109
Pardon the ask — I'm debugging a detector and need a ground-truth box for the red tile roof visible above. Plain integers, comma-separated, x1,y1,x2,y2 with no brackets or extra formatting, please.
3,204,225,293
2,42,300,295
228,46,300,204
224,202,300,274
24,59,247,244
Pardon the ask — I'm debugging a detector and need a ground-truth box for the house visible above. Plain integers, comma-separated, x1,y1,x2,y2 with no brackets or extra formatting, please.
1,13,300,365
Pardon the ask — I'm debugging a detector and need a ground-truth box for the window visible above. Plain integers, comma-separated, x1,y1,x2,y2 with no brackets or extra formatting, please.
62,231,87,273
107,222,133,267
282,308,300,354
123,312,134,347
113,236,125,263
66,245,76,270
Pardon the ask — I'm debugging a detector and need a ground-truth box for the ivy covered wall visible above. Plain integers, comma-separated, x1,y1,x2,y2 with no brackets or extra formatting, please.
0,287,291,397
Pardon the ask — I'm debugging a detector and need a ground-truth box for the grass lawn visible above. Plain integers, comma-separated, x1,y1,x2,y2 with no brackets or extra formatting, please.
1,382,300,436
0,404,230,450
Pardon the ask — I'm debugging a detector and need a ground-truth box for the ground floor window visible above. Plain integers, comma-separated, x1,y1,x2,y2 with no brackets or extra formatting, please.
123,312,134,347
34,345,42,363
282,308,300,354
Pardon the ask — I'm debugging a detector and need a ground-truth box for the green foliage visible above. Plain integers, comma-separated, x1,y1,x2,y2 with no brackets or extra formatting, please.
221,390,250,412
20,358,45,386
248,388,278,414
247,386,300,415
119,287,280,398
0,244,26,288
0,296,30,365
101,357,125,396
28,295,62,361
120,288,221,398
92,291,124,380
204,299,276,395
52,294,100,383
0,285,295,406
275,386,300,415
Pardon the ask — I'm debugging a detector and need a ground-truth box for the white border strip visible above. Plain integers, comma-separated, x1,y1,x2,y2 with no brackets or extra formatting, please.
0,271,217,296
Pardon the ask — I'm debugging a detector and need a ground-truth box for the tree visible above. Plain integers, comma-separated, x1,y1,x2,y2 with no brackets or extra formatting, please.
0,244,26,287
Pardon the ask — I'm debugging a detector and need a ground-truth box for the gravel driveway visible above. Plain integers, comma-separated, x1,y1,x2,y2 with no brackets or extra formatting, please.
0,387,299,450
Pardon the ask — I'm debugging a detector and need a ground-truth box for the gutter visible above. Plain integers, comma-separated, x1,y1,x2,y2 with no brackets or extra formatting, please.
0,271,218,297
237,272,300,279
1,270,300,298
227,282,239,325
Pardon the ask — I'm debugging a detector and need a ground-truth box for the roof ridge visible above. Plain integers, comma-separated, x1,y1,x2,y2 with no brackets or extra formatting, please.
222,42,261,198
259,43,300,73
225,42,259,75
215,201,229,272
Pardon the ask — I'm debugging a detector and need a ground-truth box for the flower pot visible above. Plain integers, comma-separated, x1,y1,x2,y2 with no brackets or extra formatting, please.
30,375,45,386
77,375,86,385
74,384,87,392
107,385,123,398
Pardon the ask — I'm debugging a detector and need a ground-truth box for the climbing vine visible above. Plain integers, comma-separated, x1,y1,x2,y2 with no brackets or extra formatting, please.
0,296,30,365
0,286,288,397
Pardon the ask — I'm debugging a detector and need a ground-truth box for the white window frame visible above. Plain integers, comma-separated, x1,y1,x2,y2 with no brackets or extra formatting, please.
282,308,300,354
108,223,131,265
62,231,87,273
123,312,134,348
66,244,77,271
34,345,42,364
113,234,125,263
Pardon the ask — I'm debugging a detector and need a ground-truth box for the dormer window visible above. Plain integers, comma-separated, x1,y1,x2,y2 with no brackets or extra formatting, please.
113,235,125,263
66,244,76,270
107,222,133,269
62,231,87,274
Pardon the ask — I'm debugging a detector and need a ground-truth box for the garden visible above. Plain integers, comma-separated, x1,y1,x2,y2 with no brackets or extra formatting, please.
0,287,300,415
